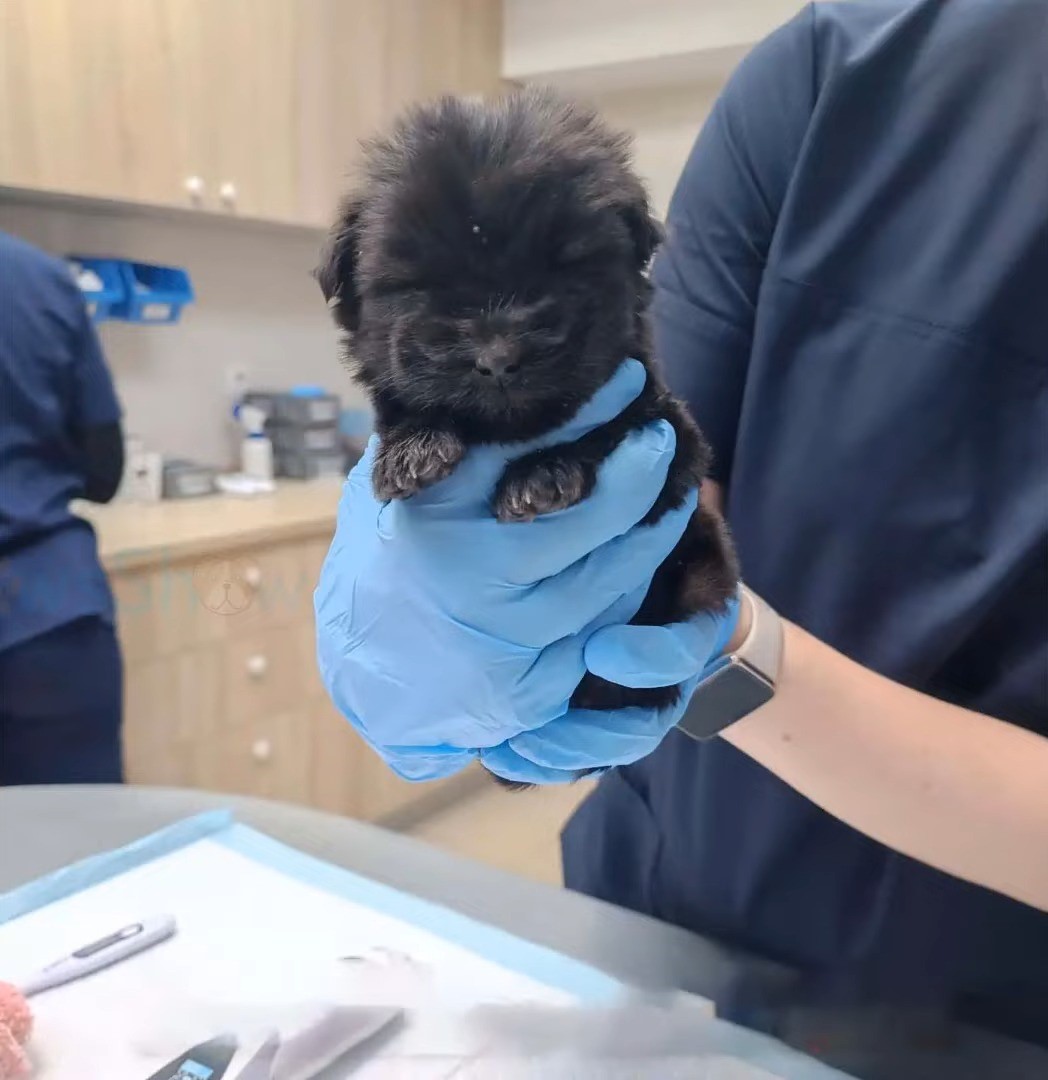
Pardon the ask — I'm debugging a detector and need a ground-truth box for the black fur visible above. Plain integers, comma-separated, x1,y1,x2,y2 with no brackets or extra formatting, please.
318,88,739,786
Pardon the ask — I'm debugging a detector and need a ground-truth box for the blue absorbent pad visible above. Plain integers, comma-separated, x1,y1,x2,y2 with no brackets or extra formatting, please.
0,811,855,1078
0,810,618,1002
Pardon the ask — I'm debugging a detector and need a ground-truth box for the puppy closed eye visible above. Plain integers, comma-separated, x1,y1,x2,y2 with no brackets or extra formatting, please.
552,238,602,269
412,318,462,356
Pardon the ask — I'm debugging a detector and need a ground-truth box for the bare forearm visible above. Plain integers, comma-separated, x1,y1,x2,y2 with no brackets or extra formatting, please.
721,619,1048,911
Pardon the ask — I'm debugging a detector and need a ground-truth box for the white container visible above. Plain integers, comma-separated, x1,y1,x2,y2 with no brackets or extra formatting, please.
120,443,163,502
241,433,274,484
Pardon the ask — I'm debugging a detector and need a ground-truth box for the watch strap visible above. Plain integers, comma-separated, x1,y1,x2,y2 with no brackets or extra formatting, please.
735,585,783,683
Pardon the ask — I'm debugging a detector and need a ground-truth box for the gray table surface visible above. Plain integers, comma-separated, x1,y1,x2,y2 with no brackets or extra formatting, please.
0,785,793,1015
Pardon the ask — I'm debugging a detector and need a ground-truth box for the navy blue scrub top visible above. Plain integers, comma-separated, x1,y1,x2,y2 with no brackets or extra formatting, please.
564,0,1048,1041
0,232,121,653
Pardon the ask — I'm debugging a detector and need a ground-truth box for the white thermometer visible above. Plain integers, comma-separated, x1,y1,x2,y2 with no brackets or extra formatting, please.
18,915,177,997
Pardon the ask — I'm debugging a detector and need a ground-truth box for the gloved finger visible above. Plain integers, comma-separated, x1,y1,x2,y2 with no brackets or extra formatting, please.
493,585,650,740
584,596,740,688
527,358,648,449
337,436,379,511
323,690,478,780
501,421,678,584
479,742,585,786
499,492,697,645
421,359,649,503
504,702,677,770
380,745,477,782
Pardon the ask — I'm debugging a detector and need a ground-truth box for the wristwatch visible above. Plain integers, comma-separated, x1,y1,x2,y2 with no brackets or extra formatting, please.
675,585,783,741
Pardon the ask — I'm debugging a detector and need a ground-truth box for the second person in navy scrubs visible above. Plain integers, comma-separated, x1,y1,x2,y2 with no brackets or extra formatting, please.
0,232,125,785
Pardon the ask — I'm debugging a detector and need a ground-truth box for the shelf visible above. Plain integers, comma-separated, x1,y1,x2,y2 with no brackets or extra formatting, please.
0,184,329,238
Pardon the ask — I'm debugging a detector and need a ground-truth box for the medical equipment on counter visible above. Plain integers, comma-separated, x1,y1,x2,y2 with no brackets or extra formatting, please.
145,1033,238,1080
18,916,177,998
162,460,218,500
234,404,274,486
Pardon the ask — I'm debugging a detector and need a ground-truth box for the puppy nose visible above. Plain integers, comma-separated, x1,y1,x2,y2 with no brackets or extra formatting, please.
475,339,520,378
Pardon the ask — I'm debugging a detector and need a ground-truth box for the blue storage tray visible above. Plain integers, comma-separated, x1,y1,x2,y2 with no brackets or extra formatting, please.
66,256,127,323
113,260,195,324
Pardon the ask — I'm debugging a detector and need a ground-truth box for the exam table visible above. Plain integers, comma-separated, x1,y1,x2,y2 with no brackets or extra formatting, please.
5,786,1045,1080
0,785,791,1016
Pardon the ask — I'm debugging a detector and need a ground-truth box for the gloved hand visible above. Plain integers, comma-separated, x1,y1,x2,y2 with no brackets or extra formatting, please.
316,360,699,781
480,594,740,785
315,360,739,786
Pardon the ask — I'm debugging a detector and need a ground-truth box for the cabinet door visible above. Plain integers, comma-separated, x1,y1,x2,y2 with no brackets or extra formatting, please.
384,0,503,106
200,0,302,222
304,0,504,227
124,647,224,787
197,708,314,805
309,696,364,818
0,0,200,206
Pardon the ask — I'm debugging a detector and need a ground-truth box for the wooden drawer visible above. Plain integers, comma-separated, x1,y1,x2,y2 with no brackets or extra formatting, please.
201,541,319,636
112,564,227,664
309,696,364,818
196,709,313,805
110,538,326,665
308,696,473,823
291,617,327,704
123,647,223,787
222,625,316,728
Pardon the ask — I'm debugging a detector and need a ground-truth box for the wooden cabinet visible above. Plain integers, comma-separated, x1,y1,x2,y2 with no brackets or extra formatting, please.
0,0,184,204
112,529,473,822
0,0,503,226
308,0,503,222
197,0,304,222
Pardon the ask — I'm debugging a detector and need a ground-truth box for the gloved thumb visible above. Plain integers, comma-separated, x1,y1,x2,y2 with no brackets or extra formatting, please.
584,595,740,689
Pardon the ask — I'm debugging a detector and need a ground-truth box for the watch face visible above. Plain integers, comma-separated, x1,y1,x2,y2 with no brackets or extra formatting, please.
675,659,775,741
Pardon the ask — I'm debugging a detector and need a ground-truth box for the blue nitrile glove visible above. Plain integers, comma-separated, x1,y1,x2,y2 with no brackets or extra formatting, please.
479,594,741,784
316,359,696,782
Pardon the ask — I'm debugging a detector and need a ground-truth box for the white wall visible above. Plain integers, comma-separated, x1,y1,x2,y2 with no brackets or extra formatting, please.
593,82,721,217
0,201,362,468
504,0,811,216
504,0,801,78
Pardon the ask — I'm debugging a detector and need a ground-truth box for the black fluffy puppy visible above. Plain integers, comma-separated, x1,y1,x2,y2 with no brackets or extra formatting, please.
317,89,738,780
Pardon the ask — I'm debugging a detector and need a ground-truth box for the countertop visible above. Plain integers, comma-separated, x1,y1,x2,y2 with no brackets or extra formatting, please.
74,478,344,571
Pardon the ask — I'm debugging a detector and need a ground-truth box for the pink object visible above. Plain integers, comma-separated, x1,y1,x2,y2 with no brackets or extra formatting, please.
0,982,32,1079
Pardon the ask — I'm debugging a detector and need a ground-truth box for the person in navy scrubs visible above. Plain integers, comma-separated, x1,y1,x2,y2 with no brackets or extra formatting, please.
0,232,125,784
562,0,1048,1059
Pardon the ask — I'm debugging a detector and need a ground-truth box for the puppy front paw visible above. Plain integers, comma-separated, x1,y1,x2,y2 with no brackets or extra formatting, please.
493,453,596,523
373,429,465,500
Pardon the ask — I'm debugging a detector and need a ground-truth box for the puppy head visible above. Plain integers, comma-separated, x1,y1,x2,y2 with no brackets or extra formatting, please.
318,88,661,440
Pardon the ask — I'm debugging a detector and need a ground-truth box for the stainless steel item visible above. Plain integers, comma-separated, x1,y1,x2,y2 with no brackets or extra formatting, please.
162,459,218,499
243,391,341,427
274,449,346,480
268,424,339,454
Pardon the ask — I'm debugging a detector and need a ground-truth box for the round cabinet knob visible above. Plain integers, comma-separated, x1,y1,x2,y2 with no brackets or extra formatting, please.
219,181,238,209
184,175,205,203
252,738,273,763
242,564,262,589
246,654,268,678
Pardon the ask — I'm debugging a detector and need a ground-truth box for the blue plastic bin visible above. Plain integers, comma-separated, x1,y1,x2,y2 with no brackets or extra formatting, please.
113,260,195,324
66,256,127,323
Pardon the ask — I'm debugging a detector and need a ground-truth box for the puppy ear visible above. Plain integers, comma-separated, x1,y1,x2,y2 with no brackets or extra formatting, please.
315,199,364,332
622,202,664,270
